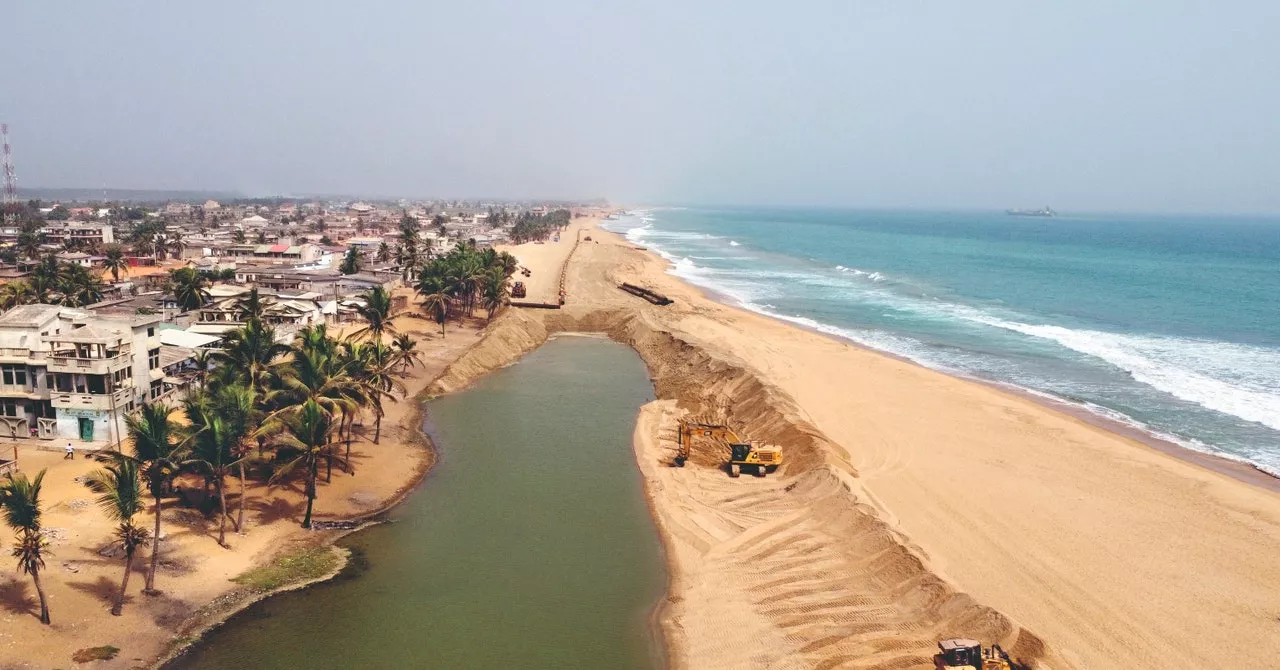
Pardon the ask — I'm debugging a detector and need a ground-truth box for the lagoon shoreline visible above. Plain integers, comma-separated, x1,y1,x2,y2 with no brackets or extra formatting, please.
119,213,1280,670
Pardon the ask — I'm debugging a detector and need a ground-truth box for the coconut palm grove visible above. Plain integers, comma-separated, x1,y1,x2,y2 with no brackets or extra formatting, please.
0,238,526,624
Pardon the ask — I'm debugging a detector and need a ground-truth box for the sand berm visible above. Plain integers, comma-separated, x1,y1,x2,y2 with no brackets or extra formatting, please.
434,218,1280,670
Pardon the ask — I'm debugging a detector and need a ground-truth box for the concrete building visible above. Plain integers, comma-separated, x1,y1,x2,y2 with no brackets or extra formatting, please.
221,243,323,265
41,222,115,246
0,305,162,445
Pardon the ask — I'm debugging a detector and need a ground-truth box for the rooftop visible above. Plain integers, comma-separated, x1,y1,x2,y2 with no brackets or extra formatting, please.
0,304,81,328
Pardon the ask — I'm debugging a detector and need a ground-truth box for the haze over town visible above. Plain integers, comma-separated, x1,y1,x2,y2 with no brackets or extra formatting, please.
4,1,1279,212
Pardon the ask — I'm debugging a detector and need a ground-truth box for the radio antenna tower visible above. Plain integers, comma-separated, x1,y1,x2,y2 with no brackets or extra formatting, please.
1,123,15,226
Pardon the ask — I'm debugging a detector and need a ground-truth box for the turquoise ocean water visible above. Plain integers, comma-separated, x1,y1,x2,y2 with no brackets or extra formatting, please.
602,208,1280,475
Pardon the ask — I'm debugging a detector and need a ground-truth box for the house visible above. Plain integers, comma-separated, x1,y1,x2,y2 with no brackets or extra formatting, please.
41,222,115,246
0,304,163,444
220,243,323,265
56,251,94,268
239,215,270,229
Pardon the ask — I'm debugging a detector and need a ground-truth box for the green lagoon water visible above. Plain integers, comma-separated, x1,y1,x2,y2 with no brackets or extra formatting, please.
170,336,666,670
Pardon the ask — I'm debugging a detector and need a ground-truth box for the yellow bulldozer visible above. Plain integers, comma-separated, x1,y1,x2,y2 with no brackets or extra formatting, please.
674,419,783,477
936,639,1013,670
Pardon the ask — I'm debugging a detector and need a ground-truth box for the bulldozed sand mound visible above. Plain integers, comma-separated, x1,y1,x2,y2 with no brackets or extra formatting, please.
428,305,1052,669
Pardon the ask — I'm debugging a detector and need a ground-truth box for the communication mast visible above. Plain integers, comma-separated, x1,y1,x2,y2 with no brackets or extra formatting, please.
1,123,15,226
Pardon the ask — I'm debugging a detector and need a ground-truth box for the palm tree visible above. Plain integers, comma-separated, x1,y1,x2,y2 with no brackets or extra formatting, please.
353,342,404,444
102,244,129,282
0,281,34,311
1,470,51,624
191,349,212,387
183,395,242,548
212,319,290,392
124,403,185,594
339,247,363,275
16,228,43,260
232,229,246,244
497,251,519,277
391,333,424,373
235,287,273,323
267,399,332,529
264,328,364,483
375,241,391,263
481,269,510,325
58,262,106,307
170,267,210,311
415,274,450,336
83,459,150,615
212,384,259,533
351,285,396,341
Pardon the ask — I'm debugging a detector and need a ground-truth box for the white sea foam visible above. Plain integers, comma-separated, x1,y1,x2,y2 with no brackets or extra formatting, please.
834,265,888,282
729,240,741,246
965,316,1280,432
621,212,1280,462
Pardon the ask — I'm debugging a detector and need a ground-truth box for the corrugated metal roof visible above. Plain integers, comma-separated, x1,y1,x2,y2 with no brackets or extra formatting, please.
269,244,289,253
254,245,271,254
284,246,302,254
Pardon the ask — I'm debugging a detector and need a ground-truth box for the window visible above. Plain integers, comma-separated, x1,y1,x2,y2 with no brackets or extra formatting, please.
54,373,73,393
147,327,155,337
1,365,27,387
0,400,16,417
149,379,163,400
148,349,160,370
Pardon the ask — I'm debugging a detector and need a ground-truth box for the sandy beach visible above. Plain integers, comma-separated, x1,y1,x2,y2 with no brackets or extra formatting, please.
435,215,1280,669
6,215,1279,670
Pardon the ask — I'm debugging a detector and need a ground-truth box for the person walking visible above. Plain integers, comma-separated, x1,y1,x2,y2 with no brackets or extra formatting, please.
64,442,75,459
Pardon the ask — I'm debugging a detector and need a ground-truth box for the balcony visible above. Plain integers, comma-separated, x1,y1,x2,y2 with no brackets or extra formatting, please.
0,348,43,364
46,355,133,376
0,384,44,399
50,387,134,412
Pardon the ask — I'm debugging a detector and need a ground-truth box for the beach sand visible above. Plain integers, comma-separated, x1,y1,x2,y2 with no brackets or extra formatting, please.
433,216,1280,670
0,301,486,669
8,215,1280,670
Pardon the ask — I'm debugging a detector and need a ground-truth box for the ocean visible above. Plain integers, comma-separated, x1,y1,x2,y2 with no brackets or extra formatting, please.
602,208,1280,475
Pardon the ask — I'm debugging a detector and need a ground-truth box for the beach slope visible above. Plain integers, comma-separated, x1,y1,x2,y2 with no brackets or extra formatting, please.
435,218,1280,670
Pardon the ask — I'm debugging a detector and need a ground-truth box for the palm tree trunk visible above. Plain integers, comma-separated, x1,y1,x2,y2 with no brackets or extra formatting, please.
31,566,50,624
302,458,317,529
374,409,382,445
344,414,354,469
112,549,134,616
216,479,229,548
236,462,247,534
344,416,354,473
145,495,161,594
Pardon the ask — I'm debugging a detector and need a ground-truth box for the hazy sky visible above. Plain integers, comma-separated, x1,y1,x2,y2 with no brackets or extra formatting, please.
4,1,1279,212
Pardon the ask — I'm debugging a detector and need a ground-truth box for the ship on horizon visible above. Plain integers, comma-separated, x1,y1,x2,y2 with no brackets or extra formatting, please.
1006,206,1057,217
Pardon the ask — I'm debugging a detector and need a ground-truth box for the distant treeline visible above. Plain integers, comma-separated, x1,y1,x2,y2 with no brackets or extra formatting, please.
509,209,571,243
16,188,240,203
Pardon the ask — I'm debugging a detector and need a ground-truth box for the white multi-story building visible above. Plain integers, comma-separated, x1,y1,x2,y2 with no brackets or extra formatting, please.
0,305,163,445
41,222,115,246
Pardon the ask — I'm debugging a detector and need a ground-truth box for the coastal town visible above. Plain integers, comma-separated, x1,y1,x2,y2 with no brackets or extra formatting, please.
0,197,588,447
5,2,1280,668
0,197,603,667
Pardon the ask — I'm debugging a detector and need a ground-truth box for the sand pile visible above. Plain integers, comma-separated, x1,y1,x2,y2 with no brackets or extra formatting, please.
428,302,1052,669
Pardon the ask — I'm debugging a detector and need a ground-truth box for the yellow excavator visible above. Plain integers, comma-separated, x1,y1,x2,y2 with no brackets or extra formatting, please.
936,639,1013,670
674,420,783,477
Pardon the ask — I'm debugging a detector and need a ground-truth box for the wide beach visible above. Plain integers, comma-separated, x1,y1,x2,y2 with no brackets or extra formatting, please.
440,215,1280,669
6,214,1278,670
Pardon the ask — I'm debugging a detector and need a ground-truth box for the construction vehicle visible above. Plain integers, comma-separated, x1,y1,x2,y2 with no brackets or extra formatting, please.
675,419,783,477
512,281,526,298
936,639,1013,670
